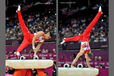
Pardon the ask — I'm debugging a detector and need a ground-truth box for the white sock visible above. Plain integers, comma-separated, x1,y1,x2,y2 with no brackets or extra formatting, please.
98,6,102,12
60,39,65,44
15,52,20,56
17,5,21,11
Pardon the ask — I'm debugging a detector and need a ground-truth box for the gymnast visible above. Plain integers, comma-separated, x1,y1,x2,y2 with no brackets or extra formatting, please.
14,5,51,58
61,6,102,68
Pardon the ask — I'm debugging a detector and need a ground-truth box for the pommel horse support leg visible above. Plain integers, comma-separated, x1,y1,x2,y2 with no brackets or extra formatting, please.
58,68,99,76
6,60,53,76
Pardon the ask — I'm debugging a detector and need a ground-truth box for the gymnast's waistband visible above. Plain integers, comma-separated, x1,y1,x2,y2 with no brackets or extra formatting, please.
81,41,90,49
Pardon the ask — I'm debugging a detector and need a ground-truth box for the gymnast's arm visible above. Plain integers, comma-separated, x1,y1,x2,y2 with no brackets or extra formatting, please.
85,53,91,68
34,42,43,53
32,31,44,49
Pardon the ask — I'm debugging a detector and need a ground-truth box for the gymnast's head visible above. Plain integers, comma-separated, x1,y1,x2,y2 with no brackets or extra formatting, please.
87,52,94,59
45,32,51,40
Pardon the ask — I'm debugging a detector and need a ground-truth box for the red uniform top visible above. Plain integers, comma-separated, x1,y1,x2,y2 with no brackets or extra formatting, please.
28,32,45,43
33,32,45,43
81,42,90,54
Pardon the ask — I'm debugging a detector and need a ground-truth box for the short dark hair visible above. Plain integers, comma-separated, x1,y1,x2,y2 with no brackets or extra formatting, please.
87,52,94,59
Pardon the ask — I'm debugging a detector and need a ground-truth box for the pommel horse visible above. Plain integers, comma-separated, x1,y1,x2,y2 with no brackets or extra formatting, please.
6,59,53,76
58,67,99,76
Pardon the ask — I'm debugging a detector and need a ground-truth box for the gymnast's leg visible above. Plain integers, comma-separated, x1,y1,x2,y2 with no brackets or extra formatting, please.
83,6,102,36
61,34,83,44
15,39,30,56
14,5,31,56
64,34,83,42
16,5,31,36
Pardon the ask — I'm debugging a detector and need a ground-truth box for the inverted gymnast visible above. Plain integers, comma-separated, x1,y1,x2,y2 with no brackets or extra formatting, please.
61,6,102,68
14,5,51,57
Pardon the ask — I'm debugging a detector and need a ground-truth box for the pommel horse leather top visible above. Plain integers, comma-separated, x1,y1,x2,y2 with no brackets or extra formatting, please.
6,59,53,69
58,68,99,76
